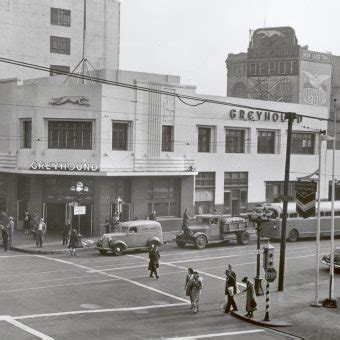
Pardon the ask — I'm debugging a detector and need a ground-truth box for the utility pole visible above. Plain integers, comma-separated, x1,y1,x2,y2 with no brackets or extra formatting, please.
278,112,296,292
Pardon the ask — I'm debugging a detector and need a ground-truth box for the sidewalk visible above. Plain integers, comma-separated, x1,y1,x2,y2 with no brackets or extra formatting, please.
5,230,178,254
229,279,339,337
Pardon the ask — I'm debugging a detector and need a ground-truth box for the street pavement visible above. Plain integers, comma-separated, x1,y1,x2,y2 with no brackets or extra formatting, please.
0,238,339,339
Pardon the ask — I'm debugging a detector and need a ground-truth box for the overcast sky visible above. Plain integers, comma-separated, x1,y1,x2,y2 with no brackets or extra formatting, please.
119,0,340,96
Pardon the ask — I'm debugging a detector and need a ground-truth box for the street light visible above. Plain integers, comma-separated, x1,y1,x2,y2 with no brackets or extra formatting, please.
70,181,89,237
244,206,272,296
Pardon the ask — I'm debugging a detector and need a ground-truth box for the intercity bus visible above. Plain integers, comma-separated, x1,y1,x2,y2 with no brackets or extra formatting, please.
261,201,340,242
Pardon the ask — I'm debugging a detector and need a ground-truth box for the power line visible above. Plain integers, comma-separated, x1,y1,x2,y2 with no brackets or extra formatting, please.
0,56,332,122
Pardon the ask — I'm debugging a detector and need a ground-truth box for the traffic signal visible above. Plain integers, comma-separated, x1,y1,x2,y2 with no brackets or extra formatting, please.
263,243,275,269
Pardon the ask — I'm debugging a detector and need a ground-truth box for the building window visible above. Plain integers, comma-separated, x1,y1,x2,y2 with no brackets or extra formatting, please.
48,121,92,149
112,122,129,150
147,179,180,217
51,8,71,27
233,82,247,98
21,120,32,148
224,172,248,215
50,65,70,76
225,129,245,153
292,132,315,154
198,127,211,152
258,130,275,154
50,36,70,55
195,172,215,214
266,181,297,202
162,125,174,152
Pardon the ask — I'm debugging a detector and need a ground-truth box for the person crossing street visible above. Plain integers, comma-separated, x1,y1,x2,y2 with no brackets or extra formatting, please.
148,244,160,279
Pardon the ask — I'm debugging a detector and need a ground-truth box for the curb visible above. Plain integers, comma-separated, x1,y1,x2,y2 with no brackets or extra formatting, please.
230,311,291,327
10,246,95,255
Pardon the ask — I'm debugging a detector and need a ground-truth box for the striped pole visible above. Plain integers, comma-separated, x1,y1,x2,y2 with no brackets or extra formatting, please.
264,281,270,321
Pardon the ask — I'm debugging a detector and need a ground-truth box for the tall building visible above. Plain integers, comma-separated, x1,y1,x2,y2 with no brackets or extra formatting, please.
226,27,332,108
0,0,120,80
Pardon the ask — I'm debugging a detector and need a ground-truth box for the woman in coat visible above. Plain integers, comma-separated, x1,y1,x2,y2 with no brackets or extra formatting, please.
224,269,238,313
68,229,78,256
185,268,194,308
189,271,202,313
241,277,257,318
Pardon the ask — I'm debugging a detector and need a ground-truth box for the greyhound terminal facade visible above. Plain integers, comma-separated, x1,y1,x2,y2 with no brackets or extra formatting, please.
0,69,330,235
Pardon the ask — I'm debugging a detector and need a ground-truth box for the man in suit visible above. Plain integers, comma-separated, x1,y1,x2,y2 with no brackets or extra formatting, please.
35,218,46,248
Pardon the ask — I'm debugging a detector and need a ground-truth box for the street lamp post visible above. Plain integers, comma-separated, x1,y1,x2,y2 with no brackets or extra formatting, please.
70,181,89,238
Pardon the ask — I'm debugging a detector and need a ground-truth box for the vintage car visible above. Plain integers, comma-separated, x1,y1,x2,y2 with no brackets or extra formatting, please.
321,247,340,270
96,220,163,255
175,214,254,249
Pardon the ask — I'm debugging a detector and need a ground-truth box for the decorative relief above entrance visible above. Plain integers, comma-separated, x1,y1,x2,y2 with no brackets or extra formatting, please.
49,96,90,106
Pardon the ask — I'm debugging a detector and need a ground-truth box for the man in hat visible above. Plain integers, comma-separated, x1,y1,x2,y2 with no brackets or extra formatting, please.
35,218,46,248
1,225,9,251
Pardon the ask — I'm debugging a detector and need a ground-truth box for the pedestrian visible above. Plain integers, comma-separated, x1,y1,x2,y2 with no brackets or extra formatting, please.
189,271,202,313
149,210,156,221
35,218,46,248
1,225,9,251
104,219,111,234
224,268,238,313
23,211,30,235
241,277,257,318
148,244,160,279
7,217,14,247
62,219,71,245
112,212,120,231
185,267,194,309
68,229,78,256
182,208,190,230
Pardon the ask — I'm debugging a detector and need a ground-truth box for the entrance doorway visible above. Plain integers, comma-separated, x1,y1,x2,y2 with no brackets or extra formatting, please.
44,203,93,236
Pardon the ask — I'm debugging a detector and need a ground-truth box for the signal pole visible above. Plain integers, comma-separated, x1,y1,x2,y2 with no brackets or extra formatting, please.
278,112,296,292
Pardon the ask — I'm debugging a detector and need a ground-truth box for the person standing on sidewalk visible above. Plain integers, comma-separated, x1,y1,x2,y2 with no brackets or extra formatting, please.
241,277,257,318
148,244,160,279
189,271,202,313
1,225,9,251
35,218,46,248
23,212,30,235
68,229,78,256
7,217,14,248
62,220,71,245
224,269,238,313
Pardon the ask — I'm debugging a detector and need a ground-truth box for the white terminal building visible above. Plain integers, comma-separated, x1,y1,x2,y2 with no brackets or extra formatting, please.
0,0,337,235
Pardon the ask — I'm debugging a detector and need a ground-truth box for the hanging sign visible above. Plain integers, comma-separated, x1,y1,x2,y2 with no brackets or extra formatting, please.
295,181,317,218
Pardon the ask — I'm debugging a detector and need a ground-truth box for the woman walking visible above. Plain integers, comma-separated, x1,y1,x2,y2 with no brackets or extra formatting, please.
241,277,257,318
148,244,160,279
185,268,194,309
189,271,202,313
224,269,238,313
68,229,78,256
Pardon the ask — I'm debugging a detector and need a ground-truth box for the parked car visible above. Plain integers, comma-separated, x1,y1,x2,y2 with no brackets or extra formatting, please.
321,247,340,270
96,220,163,255
175,214,254,249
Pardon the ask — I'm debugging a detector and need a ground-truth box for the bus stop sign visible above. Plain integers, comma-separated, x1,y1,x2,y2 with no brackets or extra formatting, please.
265,268,277,283
295,181,317,219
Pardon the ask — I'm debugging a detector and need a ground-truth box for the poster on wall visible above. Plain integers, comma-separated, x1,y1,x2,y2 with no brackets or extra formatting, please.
299,59,332,106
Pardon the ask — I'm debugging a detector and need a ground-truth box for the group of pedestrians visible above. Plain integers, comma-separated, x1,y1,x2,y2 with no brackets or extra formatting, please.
224,264,257,318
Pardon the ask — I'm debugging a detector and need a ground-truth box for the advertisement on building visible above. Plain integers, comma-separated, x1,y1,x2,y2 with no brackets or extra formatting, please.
299,59,332,106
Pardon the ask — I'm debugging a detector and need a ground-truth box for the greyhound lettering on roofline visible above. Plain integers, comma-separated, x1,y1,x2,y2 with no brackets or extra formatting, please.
49,96,90,106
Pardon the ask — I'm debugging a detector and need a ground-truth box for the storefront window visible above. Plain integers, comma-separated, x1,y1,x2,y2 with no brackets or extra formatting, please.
224,172,248,216
195,172,215,214
266,181,297,202
147,179,180,217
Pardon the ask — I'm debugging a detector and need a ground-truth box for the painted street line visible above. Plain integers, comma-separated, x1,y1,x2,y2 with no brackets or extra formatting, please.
166,329,264,339
14,302,188,320
35,255,190,304
0,278,117,293
0,315,54,339
0,269,74,279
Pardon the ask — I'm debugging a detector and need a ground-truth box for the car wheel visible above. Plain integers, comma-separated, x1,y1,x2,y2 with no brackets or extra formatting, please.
288,229,299,242
194,235,207,249
112,244,124,256
176,236,186,248
237,231,250,245
99,250,107,255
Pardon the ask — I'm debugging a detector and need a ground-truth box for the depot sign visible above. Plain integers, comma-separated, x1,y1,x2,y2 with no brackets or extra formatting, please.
229,109,303,123
30,161,99,172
